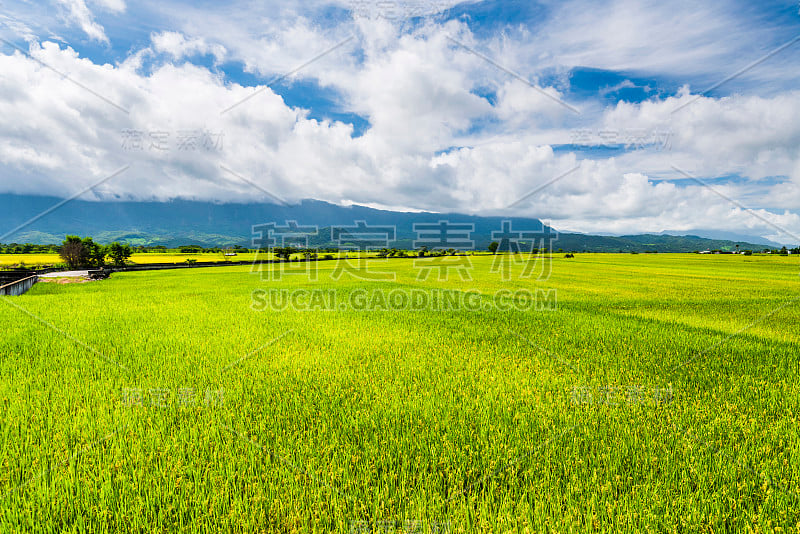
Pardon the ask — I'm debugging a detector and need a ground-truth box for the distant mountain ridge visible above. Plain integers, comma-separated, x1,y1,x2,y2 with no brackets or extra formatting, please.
0,194,780,252
651,230,783,248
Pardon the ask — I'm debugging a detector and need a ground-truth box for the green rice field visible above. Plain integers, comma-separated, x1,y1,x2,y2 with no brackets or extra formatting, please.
0,251,376,268
1,253,798,532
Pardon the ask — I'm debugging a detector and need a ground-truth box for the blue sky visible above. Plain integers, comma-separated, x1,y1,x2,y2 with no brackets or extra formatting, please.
1,0,800,243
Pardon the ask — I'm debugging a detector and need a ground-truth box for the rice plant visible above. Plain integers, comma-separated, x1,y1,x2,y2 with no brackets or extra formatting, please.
0,254,797,532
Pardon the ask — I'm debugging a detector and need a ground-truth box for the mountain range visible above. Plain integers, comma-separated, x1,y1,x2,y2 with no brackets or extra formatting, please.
0,194,784,252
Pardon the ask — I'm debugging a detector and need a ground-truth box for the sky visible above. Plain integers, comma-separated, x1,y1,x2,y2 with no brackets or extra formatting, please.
1,0,800,243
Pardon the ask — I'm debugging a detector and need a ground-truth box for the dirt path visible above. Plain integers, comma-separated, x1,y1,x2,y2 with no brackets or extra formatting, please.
39,270,90,278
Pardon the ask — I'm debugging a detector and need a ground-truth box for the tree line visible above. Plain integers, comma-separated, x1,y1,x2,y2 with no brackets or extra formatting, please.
0,243,60,254
58,236,133,269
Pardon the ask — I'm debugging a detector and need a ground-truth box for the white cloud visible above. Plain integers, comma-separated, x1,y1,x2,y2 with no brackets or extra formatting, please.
0,13,38,43
601,90,800,207
1,1,800,244
91,0,126,13
150,31,226,63
599,80,636,96
55,0,109,43
525,0,800,91
3,37,800,242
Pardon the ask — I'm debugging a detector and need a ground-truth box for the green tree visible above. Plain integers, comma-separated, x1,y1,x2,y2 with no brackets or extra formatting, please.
106,242,133,266
82,237,106,267
273,246,297,261
488,241,499,254
59,235,86,269
59,236,107,268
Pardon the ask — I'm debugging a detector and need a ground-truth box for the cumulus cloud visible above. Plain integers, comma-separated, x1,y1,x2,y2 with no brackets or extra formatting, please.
601,90,800,207
3,36,800,242
1,0,800,243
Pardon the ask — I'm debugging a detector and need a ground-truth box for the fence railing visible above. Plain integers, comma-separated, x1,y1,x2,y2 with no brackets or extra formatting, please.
0,268,57,284
0,258,344,291
0,275,38,296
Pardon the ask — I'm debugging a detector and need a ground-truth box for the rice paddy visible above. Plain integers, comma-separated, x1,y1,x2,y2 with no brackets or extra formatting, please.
0,252,253,267
0,253,798,532
0,251,376,268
